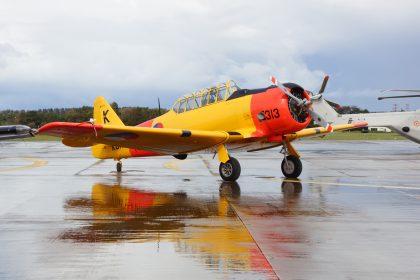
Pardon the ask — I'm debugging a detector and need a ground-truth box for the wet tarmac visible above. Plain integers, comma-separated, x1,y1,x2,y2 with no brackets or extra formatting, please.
0,140,420,279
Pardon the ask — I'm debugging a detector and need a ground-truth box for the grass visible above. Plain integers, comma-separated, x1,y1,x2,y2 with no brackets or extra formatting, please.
312,131,406,140
17,135,60,141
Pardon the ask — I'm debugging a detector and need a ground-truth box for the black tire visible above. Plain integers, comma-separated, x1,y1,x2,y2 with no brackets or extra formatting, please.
173,154,187,160
281,155,302,178
219,157,241,181
116,161,122,173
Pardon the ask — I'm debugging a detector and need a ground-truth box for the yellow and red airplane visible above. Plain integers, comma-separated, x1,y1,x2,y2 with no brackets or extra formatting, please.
38,76,367,181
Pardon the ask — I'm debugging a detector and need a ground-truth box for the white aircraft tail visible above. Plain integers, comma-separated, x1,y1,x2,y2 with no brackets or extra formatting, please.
310,94,420,144
310,95,340,124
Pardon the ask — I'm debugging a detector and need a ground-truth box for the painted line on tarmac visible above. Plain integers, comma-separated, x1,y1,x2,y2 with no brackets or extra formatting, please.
394,190,420,200
163,157,219,176
279,178,420,191
74,159,104,175
0,157,48,172
199,156,219,176
163,159,196,172
230,204,280,280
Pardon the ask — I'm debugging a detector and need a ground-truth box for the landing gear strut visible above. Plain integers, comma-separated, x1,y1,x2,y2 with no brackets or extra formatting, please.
219,157,241,181
116,161,122,173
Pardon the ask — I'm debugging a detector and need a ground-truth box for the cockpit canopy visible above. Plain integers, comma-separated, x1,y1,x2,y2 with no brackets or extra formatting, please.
172,81,240,113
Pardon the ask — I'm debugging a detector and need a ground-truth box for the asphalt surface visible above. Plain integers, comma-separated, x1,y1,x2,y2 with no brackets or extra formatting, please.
0,140,419,280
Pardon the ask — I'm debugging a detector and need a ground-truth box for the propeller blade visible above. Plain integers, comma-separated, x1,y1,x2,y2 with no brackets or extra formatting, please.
308,108,333,132
270,75,278,85
318,75,330,94
378,94,420,100
269,75,307,106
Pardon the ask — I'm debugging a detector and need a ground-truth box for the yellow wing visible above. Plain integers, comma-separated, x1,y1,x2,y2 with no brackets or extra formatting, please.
285,122,368,142
38,122,243,155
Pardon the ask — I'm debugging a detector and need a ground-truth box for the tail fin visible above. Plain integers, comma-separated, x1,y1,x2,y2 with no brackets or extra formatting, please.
94,96,124,126
92,96,130,160
310,95,340,123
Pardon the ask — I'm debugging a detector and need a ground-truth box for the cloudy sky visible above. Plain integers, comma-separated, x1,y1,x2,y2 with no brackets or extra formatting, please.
1,0,420,111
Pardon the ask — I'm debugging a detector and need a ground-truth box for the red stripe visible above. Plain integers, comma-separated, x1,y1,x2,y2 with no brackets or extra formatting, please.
353,122,368,128
38,122,103,136
327,125,333,132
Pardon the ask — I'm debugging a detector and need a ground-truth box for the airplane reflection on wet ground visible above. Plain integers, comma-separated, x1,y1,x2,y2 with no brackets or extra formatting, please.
1,141,420,279
61,181,278,279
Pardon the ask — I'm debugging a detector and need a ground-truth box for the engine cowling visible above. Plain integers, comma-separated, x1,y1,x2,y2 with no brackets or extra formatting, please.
250,84,311,137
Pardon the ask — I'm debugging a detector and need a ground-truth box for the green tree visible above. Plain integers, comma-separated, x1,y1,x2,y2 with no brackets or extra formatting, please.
337,106,369,114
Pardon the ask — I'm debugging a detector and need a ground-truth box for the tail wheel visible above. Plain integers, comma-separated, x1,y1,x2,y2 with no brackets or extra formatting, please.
116,161,122,173
219,157,241,181
281,155,302,178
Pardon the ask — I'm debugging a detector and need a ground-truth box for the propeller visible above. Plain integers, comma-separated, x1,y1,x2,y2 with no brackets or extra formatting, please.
318,75,330,94
270,76,310,107
270,75,333,132
378,89,420,100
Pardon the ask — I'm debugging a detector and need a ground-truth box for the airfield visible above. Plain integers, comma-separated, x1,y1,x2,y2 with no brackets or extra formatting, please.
1,140,420,280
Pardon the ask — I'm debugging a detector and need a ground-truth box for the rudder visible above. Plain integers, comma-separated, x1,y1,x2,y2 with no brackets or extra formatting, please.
92,96,130,160
94,96,124,126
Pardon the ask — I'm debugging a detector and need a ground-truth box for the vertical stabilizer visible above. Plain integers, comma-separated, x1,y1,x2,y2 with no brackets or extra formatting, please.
94,96,124,126
310,95,340,124
92,96,130,160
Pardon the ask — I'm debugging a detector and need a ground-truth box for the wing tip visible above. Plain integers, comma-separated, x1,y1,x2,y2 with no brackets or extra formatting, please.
38,122,67,133
38,122,100,134
353,122,368,128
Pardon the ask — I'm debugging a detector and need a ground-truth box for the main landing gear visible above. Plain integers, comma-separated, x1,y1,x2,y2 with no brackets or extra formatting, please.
217,153,302,181
280,144,302,178
219,157,241,181
281,155,302,178
217,144,241,182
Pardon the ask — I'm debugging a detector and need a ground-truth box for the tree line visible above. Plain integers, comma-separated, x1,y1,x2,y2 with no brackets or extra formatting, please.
0,101,369,128
0,102,166,128
336,105,369,114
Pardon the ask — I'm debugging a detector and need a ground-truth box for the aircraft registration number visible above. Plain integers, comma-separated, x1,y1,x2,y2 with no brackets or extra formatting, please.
263,108,280,120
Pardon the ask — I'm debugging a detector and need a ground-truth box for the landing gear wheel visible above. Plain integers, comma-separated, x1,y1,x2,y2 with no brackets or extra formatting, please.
281,155,302,178
219,157,241,181
116,161,122,173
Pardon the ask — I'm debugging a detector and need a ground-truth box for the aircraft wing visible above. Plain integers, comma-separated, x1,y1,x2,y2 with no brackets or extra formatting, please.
285,122,368,142
38,122,243,154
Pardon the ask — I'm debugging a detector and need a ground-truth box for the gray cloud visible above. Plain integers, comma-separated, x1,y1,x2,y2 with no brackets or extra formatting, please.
0,0,419,111
0,42,25,68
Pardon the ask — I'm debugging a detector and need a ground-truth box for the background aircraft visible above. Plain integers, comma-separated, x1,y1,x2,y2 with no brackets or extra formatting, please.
311,88,420,144
38,77,366,181
0,125,36,140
